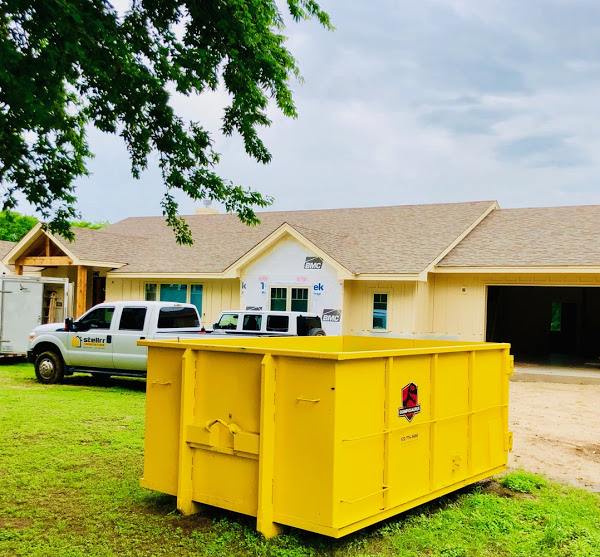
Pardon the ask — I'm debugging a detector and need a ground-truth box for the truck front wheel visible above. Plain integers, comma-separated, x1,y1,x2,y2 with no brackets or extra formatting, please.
35,351,65,384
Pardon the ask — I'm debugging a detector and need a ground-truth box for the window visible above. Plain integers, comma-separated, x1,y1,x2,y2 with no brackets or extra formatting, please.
157,307,200,329
373,293,388,329
190,284,203,314
291,288,309,312
551,302,562,332
145,283,203,315
270,286,309,311
215,313,239,330
243,314,262,331
160,283,188,304
267,315,289,332
145,283,157,301
78,306,115,330
119,307,147,331
270,288,287,311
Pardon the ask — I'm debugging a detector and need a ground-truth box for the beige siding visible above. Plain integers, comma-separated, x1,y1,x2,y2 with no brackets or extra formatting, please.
343,280,418,335
202,279,239,326
430,272,600,342
106,277,240,327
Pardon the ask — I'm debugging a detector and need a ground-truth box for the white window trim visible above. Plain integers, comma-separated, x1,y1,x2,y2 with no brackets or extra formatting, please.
368,288,392,333
268,285,310,312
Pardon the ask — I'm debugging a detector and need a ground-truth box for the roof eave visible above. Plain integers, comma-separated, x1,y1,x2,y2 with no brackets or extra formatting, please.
354,272,426,282
434,265,600,274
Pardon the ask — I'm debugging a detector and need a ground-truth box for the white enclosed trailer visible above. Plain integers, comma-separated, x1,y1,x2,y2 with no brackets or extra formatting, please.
0,276,70,358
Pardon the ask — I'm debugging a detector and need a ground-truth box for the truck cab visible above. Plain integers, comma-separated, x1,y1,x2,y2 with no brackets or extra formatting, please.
28,301,202,383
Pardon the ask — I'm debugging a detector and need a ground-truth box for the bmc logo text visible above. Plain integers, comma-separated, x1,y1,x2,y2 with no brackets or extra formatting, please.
304,257,323,270
322,309,341,322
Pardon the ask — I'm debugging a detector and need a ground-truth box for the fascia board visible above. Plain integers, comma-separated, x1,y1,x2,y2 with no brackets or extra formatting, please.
78,260,126,269
6,225,81,266
433,266,600,274
353,273,423,282
4,222,44,264
106,272,227,280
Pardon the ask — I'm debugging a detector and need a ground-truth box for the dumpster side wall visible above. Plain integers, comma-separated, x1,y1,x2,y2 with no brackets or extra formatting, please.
190,351,264,516
328,348,510,534
142,346,185,496
272,358,337,527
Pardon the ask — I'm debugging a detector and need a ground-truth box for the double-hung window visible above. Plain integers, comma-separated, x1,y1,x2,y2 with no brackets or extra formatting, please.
373,293,388,330
269,286,309,312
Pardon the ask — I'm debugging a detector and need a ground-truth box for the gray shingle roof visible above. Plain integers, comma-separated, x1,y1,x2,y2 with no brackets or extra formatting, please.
86,200,496,275
0,240,16,258
439,205,600,267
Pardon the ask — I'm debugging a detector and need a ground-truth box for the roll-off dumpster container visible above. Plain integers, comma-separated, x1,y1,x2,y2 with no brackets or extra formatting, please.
140,336,513,538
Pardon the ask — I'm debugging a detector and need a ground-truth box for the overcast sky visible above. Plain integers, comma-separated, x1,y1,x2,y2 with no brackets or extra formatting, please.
32,0,600,222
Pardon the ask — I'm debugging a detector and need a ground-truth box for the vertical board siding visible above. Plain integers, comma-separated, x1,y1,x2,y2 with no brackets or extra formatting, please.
105,277,240,327
343,281,419,335
430,272,600,342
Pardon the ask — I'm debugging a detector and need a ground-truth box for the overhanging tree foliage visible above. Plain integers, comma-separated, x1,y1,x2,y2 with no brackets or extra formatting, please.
0,210,109,241
0,0,331,244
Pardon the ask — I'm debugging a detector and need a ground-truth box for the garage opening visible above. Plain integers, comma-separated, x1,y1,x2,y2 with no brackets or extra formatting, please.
486,286,600,364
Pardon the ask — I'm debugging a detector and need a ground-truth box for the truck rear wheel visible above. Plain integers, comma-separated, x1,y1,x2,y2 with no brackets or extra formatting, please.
35,351,64,384
307,327,326,336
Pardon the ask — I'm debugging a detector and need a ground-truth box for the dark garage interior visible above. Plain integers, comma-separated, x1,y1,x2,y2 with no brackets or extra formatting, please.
486,286,600,362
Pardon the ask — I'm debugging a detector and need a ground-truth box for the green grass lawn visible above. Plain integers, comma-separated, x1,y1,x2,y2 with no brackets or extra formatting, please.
1,362,599,557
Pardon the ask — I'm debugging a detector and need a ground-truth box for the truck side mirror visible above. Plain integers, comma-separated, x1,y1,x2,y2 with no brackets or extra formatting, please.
65,317,74,331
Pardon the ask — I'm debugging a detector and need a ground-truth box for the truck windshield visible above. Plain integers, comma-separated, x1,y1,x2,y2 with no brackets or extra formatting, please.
157,307,199,328
78,307,115,330
215,314,238,330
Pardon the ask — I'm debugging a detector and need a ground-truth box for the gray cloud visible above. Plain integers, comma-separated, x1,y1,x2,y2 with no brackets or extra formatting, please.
495,135,587,168
28,0,598,224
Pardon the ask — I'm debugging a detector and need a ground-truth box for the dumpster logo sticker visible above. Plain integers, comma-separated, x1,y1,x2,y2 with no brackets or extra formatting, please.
398,382,421,422
304,256,323,270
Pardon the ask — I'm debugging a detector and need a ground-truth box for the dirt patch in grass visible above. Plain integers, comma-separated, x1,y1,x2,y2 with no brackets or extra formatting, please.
0,518,33,530
478,479,536,499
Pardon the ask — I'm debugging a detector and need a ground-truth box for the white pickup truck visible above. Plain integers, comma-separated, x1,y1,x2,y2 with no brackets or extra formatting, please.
27,303,326,384
27,301,204,384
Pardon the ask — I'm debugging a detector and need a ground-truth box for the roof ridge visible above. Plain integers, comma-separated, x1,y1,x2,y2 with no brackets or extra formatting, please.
104,200,498,225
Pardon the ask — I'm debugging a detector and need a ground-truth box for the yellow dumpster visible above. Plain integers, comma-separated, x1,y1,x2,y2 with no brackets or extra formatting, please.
139,336,513,538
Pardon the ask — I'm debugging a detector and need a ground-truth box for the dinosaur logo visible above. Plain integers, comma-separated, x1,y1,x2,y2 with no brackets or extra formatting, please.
398,382,421,422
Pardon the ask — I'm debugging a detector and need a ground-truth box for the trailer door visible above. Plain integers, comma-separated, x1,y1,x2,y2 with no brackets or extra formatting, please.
1,279,44,354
